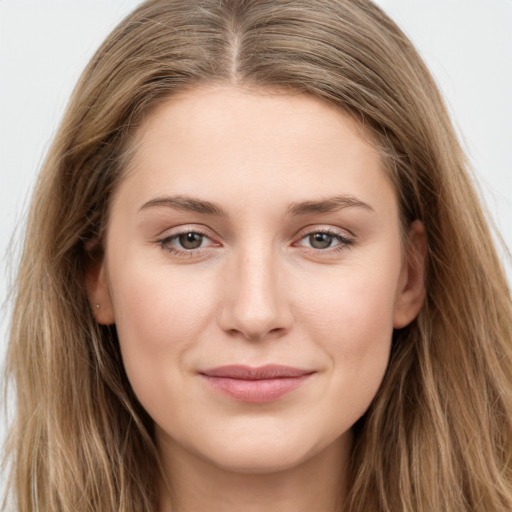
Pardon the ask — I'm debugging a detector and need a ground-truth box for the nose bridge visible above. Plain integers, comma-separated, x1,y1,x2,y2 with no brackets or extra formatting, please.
218,239,291,340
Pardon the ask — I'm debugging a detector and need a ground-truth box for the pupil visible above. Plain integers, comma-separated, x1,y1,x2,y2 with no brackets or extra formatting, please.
179,232,203,249
310,233,333,249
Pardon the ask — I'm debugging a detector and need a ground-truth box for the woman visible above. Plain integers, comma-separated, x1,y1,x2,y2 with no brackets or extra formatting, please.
4,0,512,511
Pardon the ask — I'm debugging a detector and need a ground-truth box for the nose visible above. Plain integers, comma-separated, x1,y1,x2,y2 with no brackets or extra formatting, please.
217,247,293,341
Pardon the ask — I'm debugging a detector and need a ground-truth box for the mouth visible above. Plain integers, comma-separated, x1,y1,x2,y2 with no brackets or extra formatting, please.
199,364,316,403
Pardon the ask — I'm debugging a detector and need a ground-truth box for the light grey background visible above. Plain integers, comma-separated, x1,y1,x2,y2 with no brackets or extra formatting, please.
1,0,511,493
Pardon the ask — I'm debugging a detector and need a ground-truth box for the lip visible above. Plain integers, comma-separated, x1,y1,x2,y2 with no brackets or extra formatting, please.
199,365,315,403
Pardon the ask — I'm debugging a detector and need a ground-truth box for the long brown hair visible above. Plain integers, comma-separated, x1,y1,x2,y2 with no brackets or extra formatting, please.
4,1,512,510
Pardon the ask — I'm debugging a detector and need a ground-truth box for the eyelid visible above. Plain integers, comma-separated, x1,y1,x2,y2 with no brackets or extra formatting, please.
156,224,216,240
155,224,355,258
294,225,354,242
292,226,355,255
155,225,220,255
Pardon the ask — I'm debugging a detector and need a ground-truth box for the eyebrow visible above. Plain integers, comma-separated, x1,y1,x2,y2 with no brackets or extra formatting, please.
286,195,374,216
139,196,229,217
138,194,374,217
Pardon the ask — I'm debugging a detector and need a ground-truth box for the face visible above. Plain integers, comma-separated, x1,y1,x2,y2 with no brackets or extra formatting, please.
87,85,425,474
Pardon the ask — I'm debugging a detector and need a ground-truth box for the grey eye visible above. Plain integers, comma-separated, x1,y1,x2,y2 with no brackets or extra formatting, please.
308,233,335,249
177,232,204,249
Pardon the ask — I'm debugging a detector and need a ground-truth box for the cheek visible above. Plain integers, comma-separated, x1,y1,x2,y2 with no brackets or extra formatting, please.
108,260,218,404
112,259,216,340
293,261,399,410
297,262,398,349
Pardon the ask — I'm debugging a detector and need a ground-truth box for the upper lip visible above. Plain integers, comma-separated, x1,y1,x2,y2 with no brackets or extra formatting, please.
200,364,315,380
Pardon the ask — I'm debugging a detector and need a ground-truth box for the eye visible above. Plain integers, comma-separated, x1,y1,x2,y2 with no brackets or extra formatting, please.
175,232,206,250
296,229,354,253
306,232,337,249
157,229,216,256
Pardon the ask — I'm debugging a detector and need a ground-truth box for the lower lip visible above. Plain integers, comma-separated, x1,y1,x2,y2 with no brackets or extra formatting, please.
202,375,312,403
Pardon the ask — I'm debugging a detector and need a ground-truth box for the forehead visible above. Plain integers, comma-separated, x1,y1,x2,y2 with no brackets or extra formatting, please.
131,85,379,161
117,85,395,216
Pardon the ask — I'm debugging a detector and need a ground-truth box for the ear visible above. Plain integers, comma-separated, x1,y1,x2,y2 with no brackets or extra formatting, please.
85,248,115,325
393,220,427,329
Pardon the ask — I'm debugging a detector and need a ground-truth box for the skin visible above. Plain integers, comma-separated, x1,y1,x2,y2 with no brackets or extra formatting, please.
86,85,426,512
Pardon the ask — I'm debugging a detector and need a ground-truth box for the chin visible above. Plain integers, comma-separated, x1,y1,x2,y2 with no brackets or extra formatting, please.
204,443,311,475
189,425,344,476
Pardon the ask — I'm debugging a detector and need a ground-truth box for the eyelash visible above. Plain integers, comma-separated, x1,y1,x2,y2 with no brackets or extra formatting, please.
157,228,214,258
296,230,354,254
156,228,354,258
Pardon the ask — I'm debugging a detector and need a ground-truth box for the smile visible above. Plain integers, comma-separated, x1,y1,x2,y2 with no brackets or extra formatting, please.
199,365,316,403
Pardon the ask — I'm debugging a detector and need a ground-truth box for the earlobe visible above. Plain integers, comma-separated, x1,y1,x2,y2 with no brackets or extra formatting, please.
85,253,115,325
393,220,427,329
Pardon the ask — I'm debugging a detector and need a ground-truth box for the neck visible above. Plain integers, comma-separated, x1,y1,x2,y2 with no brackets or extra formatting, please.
157,431,352,512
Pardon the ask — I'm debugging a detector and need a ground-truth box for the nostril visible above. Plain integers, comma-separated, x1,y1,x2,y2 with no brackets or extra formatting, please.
225,324,288,342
